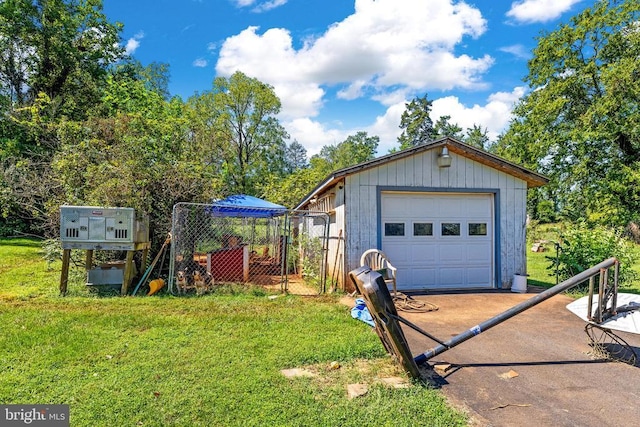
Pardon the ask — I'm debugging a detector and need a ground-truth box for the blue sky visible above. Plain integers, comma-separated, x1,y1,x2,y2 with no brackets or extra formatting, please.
103,0,589,155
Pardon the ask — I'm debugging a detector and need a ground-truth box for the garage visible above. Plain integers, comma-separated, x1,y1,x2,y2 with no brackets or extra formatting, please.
295,137,548,292
381,192,494,290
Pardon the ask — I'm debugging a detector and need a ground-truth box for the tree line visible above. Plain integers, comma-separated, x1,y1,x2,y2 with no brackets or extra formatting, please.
1,0,639,244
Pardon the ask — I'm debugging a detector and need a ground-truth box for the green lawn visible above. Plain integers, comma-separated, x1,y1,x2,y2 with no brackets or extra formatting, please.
525,224,640,293
0,238,466,427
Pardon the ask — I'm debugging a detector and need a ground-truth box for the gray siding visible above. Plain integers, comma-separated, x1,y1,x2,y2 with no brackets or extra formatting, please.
344,149,528,289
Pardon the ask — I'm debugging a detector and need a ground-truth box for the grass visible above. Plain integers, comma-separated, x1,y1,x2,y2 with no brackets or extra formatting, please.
0,238,466,427
525,223,640,294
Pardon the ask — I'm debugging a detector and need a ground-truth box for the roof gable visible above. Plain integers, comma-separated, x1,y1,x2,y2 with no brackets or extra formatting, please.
296,137,548,209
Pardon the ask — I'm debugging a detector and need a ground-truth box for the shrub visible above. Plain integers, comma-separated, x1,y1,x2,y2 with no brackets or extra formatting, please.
549,222,638,287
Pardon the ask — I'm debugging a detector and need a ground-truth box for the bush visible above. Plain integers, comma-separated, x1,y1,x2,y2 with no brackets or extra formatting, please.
549,222,638,287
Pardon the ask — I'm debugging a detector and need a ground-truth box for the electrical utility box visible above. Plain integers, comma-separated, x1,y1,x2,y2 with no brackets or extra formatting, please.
60,206,149,251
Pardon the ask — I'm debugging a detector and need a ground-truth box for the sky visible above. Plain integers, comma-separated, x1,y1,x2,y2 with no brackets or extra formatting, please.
103,0,590,156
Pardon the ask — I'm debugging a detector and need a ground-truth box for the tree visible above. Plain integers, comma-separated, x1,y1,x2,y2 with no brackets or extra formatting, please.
191,71,288,196
396,94,490,152
0,0,124,235
0,0,123,121
433,115,463,140
110,60,171,100
284,140,308,173
495,0,640,226
263,132,379,208
315,131,379,172
465,124,490,150
397,94,435,150
52,73,220,243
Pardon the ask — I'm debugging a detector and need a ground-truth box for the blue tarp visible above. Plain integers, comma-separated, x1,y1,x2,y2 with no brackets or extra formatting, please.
209,194,287,218
351,298,375,327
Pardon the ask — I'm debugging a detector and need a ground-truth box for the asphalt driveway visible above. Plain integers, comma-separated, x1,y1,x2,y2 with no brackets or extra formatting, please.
397,289,640,427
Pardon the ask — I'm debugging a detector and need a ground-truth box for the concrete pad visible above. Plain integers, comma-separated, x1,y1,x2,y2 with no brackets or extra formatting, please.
397,291,640,427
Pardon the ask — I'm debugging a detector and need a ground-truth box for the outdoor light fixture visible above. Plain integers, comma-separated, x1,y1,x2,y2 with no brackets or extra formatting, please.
437,146,452,168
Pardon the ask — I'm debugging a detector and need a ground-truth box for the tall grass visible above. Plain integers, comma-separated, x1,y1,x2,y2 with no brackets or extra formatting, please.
0,238,466,426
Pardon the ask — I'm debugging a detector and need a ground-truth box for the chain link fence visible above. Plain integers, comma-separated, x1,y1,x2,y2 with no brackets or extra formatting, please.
168,202,329,295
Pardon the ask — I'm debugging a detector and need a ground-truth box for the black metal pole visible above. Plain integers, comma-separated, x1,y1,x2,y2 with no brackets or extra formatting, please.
414,257,618,365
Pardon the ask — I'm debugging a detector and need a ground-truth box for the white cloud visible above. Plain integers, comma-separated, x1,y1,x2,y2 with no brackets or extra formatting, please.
252,0,288,13
430,87,527,141
232,0,288,12
284,118,346,157
124,31,144,56
499,44,531,60
506,0,582,24
216,0,491,122
233,0,255,7
213,1,532,158
365,101,408,153
193,58,208,68
289,86,528,157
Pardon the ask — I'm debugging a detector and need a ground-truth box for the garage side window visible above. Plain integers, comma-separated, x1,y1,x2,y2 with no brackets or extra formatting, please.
441,223,460,236
384,223,405,236
469,223,487,236
413,223,433,236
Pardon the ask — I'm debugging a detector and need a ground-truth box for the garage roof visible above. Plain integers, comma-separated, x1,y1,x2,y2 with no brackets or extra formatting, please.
295,137,549,210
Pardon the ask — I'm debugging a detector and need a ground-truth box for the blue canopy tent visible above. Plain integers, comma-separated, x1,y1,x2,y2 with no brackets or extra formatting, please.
209,194,287,218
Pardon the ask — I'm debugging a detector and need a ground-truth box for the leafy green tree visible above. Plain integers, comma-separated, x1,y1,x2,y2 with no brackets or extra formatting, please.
396,94,490,152
263,132,379,208
0,0,123,121
496,0,640,227
0,0,123,236
52,73,219,243
551,222,638,287
110,60,171,100
189,71,288,196
315,131,379,172
397,94,435,150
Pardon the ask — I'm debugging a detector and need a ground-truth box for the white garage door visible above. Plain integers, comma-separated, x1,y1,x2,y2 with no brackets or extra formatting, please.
381,192,494,290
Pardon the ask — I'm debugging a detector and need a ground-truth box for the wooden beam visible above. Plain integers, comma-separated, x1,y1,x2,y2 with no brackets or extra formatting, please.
60,249,71,295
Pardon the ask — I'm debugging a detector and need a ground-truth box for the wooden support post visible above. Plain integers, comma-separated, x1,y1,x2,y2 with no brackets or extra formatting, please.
122,250,136,295
141,247,149,272
60,249,71,295
85,250,94,271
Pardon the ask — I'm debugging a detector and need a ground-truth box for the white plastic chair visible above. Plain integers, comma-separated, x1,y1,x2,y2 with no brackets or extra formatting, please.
359,249,398,296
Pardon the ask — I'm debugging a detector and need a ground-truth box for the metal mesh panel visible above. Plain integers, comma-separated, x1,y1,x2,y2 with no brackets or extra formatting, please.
168,203,329,295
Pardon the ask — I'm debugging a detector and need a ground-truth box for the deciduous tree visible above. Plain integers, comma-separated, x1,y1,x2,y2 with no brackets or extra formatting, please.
496,0,640,226
192,71,288,196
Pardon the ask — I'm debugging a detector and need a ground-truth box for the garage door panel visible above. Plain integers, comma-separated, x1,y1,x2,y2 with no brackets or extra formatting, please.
466,197,492,216
383,244,409,266
467,243,492,263
413,197,439,216
438,243,466,262
467,267,492,286
408,268,436,287
439,198,466,217
439,268,464,286
382,197,410,216
381,192,494,290
410,244,437,264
